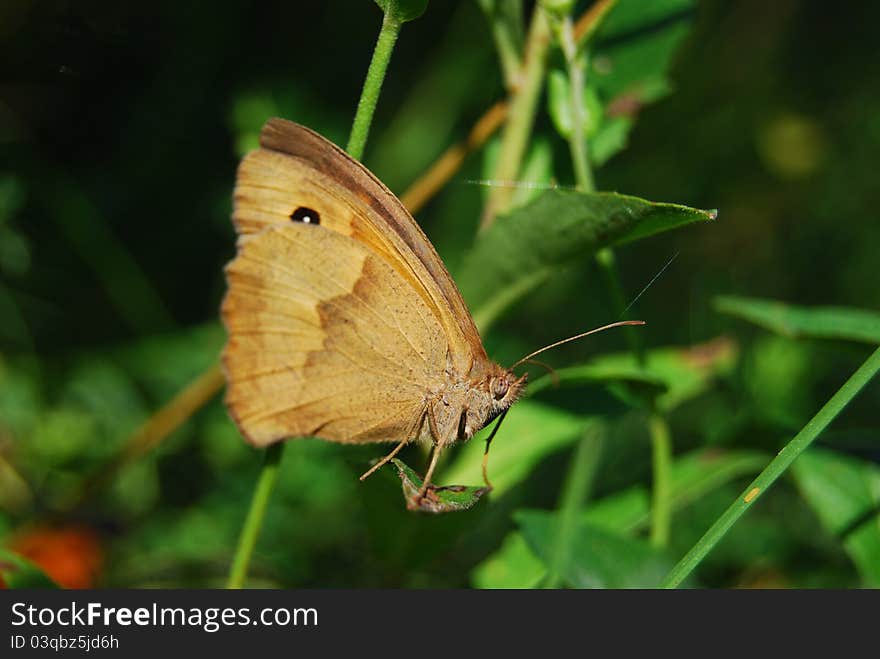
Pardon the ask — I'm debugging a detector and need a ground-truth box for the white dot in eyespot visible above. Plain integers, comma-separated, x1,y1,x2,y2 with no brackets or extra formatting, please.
290,206,321,225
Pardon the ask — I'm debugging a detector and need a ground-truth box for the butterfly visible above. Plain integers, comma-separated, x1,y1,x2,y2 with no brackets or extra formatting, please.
221,118,640,509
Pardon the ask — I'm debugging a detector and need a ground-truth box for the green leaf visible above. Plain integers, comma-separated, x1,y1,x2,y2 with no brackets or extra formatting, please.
547,68,602,140
375,0,428,23
0,451,31,511
443,400,593,496
471,532,546,588
528,359,666,403
0,174,26,222
715,296,880,344
791,448,880,586
588,0,695,163
392,459,489,513
0,548,60,589
583,448,769,534
590,115,633,166
515,510,675,587
744,336,814,428
593,0,693,99
529,336,737,412
459,190,716,329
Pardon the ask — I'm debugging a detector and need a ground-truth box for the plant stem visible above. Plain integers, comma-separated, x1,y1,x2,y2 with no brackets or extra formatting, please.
481,3,551,229
545,425,604,588
479,0,525,92
648,412,672,547
554,8,646,361
227,443,284,589
347,11,402,160
557,16,594,192
573,0,619,46
661,345,880,588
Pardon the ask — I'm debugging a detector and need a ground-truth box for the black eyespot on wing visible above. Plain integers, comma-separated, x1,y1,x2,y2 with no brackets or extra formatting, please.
290,206,320,225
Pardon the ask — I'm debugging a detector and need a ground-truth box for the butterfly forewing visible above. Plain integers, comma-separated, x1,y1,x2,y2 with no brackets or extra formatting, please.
234,119,487,372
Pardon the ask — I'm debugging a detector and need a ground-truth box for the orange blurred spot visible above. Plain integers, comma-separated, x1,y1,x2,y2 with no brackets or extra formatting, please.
7,525,103,589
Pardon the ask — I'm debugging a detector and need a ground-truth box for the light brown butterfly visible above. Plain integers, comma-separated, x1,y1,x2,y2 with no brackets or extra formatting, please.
221,118,640,508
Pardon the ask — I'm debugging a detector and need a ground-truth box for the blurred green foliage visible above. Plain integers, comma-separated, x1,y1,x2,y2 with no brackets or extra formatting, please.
0,0,878,588
0,547,59,588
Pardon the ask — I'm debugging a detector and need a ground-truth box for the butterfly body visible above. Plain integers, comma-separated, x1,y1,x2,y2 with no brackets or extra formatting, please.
221,118,524,489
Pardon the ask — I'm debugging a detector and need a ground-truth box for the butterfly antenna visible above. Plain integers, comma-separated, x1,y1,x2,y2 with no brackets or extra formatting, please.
511,320,646,369
481,410,509,491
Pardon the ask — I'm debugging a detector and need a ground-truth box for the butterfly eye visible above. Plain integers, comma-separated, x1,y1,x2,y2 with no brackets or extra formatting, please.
491,377,509,400
290,206,321,225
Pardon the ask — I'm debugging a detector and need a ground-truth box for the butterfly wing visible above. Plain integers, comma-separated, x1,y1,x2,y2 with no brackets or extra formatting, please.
232,118,487,374
222,222,444,447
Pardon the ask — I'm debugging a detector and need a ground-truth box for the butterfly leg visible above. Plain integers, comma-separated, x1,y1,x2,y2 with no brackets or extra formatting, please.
409,399,459,506
358,437,408,481
414,442,444,504
358,409,426,481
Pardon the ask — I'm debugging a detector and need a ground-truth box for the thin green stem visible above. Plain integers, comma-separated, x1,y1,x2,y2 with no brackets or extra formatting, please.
347,11,402,160
556,16,594,192
479,0,525,92
648,412,672,548
227,442,284,589
544,426,604,588
661,345,880,588
481,3,551,229
554,10,644,361
228,8,407,588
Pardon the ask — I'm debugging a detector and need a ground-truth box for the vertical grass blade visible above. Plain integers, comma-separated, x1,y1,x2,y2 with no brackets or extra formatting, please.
227,442,284,588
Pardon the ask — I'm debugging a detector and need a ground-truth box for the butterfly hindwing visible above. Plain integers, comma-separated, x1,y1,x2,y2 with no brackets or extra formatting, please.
222,222,444,446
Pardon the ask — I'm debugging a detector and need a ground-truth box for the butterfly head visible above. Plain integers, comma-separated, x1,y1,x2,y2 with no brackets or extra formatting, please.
488,368,527,419
460,365,526,441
